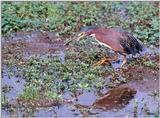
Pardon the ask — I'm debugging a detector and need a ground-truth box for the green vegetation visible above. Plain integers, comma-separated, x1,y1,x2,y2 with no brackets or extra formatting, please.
1,1,159,106
143,60,157,69
2,92,9,108
18,52,109,100
2,1,159,44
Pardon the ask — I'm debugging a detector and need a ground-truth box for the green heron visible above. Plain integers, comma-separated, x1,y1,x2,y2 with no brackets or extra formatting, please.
77,26,143,68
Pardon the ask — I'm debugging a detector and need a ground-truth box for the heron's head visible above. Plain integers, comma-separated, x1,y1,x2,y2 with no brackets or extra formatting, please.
77,26,98,41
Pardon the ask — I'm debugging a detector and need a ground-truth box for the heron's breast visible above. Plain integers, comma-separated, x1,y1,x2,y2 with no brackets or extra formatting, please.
96,40,112,49
94,37,124,52
90,34,112,48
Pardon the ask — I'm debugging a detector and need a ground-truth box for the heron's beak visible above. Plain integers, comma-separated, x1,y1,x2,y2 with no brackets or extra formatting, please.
77,32,87,41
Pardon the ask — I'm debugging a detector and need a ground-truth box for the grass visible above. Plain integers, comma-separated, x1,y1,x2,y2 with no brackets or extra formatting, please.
1,1,159,105
18,52,109,100
2,1,159,44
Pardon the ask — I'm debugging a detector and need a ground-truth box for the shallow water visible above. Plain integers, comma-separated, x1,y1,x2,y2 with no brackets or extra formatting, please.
2,31,159,117
2,71,159,117
2,66,26,101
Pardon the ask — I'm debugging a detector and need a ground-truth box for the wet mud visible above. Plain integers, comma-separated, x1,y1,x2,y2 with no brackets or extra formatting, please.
2,31,159,117
2,31,68,57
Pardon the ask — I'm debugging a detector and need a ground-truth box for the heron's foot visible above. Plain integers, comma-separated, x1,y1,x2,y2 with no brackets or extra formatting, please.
93,57,111,67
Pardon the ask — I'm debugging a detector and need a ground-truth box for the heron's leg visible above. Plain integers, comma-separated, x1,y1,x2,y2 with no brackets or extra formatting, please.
120,55,127,68
93,52,118,67
111,52,118,61
93,57,110,67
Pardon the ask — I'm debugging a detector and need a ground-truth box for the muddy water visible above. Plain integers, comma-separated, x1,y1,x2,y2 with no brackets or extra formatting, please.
2,31,159,117
2,67,26,117
2,75,25,101
2,31,68,65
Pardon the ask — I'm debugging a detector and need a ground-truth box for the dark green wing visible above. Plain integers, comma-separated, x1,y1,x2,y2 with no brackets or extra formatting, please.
120,32,143,55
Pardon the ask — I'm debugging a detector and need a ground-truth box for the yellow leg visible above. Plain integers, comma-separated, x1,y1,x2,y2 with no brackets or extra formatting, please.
93,57,110,67
112,53,118,61
120,56,127,68
93,53,118,67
